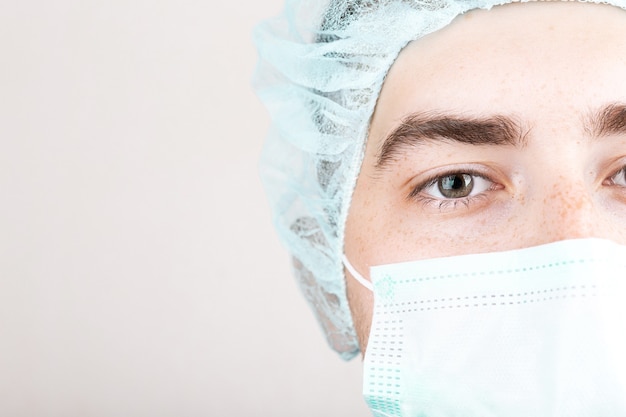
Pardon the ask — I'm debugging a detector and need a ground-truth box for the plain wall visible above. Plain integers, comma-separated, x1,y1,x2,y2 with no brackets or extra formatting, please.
0,1,370,416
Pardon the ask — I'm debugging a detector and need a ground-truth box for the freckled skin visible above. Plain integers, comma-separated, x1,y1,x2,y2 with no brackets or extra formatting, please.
343,2,626,355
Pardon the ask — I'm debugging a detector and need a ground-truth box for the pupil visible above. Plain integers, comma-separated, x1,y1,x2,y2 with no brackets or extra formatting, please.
438,174,473,198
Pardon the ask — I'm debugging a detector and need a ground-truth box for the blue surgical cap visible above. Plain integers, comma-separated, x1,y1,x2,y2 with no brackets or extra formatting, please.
253,0,626,360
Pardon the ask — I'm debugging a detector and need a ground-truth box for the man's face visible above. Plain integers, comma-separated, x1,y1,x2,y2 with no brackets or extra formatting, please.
344,2,626,353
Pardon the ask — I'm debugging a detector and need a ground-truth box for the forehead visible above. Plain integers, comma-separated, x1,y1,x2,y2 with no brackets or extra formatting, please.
370,2,626,138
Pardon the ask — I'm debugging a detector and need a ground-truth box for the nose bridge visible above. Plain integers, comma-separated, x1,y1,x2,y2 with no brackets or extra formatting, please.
538,174,598,242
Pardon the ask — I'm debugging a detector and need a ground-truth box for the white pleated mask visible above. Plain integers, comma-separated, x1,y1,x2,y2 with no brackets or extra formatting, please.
344,238,626,417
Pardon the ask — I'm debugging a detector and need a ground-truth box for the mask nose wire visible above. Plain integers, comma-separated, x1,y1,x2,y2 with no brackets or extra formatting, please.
342,255,374,291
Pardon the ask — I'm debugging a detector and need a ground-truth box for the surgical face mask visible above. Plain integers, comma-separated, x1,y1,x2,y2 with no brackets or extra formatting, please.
344,238,626,417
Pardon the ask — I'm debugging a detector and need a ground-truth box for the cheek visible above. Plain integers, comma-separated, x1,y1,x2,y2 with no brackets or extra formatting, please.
344,216,524,355
344,173,391,354
343,206,532,355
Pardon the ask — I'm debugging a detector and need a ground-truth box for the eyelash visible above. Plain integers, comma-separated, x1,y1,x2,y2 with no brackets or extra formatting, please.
407,168,498,211
607,166,626,187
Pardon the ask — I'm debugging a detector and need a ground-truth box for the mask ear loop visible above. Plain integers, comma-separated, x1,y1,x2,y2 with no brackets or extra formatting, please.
342,255,374,292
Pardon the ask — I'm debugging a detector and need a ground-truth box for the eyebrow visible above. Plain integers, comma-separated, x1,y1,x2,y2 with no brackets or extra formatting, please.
375,103,626,170
375,112,526,169
588,103,626,138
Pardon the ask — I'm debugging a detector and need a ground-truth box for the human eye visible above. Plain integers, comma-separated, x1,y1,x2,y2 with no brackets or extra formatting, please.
606,165,626,187
407,168,502,211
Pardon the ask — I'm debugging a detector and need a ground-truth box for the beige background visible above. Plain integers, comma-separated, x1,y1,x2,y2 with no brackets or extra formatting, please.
0,1,370,416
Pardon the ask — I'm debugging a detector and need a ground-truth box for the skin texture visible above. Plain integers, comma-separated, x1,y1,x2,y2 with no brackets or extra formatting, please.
343,1,626,355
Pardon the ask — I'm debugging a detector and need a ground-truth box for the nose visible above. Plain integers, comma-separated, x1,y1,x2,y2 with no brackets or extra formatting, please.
529,176,604,246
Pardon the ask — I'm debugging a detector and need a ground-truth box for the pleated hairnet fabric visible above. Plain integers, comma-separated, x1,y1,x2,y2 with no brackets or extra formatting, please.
252,0,626,360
